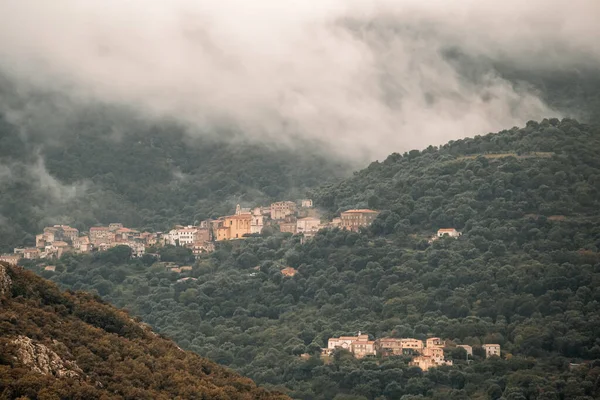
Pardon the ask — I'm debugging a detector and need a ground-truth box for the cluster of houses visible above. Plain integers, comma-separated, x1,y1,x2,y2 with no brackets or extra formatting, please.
0,223,162,265
323,333,500,371
0,199,383,265
208,201,380,241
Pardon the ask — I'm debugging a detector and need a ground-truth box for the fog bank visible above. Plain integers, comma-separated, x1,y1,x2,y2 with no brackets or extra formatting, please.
0,0,598,160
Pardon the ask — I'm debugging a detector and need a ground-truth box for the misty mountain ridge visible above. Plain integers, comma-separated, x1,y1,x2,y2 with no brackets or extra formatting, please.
35,117,600,399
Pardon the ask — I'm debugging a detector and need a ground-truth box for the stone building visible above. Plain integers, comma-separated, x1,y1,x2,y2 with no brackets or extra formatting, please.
483,344,501,358
340,209,380,232
270,201,297,220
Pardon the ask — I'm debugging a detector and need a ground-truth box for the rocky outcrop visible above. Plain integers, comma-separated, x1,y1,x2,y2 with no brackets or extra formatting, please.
0,263,11,297
12,336,83,379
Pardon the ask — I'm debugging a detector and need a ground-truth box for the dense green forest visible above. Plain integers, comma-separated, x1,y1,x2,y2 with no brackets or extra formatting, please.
32,119,600,399
0,262,288,399
0,94,347,252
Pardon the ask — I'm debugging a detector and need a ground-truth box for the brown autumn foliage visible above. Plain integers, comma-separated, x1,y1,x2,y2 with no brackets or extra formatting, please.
0,262,289,400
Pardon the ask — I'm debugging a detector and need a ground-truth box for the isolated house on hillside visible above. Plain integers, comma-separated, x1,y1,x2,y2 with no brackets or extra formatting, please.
483,344,501,358
437,228,461,238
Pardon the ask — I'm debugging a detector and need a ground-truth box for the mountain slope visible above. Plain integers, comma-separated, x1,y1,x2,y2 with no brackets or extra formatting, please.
42,118,600,399
314,118,600,229
0,262,288,400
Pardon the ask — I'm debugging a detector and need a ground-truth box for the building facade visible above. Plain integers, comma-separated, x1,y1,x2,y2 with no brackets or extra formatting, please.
216,214,252,241
437,228,461,238
89,227,114,246
340,209,380,232
483,344,501,358
297,217,321,234
271,201,297,220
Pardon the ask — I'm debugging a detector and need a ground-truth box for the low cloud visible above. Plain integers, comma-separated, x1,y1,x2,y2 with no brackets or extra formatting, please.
0,0,598,161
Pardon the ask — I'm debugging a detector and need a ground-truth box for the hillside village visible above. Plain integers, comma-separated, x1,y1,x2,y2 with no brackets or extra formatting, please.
0,199,389,265
324,333,501,371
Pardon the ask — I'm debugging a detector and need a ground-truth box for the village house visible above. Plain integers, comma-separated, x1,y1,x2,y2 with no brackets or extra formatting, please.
376,338,424,356
140,232,160,246
125,242,146,257
43,265,56,272
36,225,79,247
250,208,264,234
270,201,297,220
235,204,251,215
191,242,215,257
300,199,313,208
457,344,473,357
50,241,72,258
279,221,297,234
0,254,21,266
483,344,501,358
73,236,93,253
281,267,297,277
216,214,253,241
108,223,124,231
437,228,461,238
14,248,40,260
426,337,444,348
409,337,453,371
297,217,321,235
89,227,115,246
340,209,380,232
114,227,140,243
352,340,377,359
58,225,79,243
167,226,198,246
325,333,376,357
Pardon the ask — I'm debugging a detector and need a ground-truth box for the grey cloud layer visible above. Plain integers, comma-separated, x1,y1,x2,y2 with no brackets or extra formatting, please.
0,0,598,161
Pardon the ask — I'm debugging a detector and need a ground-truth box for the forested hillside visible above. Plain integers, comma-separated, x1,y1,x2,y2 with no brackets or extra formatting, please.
0,89,347,252
0,262,288,399
37,119,600,399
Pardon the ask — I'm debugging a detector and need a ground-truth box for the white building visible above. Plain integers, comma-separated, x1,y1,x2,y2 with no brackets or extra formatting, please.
300,199,313,208
437,228,461,238
168,226,199,246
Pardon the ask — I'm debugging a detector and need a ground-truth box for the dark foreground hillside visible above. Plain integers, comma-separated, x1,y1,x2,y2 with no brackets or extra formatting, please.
0,262,288,400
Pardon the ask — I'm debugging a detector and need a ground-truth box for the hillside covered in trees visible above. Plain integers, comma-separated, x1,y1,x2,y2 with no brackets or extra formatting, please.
0,79,348,252
35,119,600,399
0,261,288,400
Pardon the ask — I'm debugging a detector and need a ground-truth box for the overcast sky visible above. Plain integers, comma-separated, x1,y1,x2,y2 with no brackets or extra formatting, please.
0,0,598,161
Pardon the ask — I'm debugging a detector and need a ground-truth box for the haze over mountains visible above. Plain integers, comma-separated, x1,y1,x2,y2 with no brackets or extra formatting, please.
1,0,599,160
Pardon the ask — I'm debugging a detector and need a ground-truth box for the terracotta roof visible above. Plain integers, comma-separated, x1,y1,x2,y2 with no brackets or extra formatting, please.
341,209,379,214
90,227,109,231
437,228,457,232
